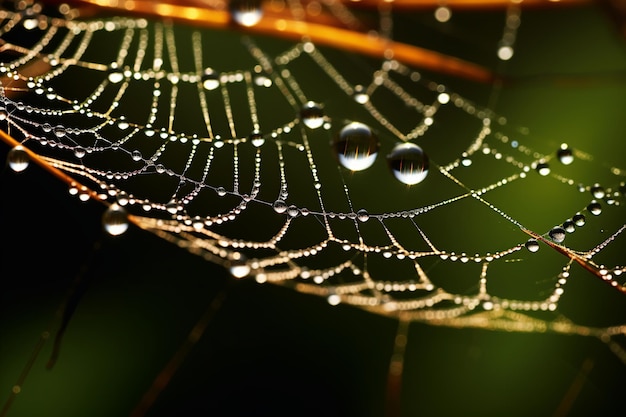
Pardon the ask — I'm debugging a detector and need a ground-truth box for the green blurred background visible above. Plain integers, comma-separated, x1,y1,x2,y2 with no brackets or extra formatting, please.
1,1,626,416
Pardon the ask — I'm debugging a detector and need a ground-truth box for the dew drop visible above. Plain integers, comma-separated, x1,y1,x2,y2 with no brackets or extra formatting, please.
116,191,129,206
300,101,324,129
557,145,574,165
74,146,86,158
434,6,451,22
327,293,341,306
201,68,220,91
229,257,251,278
497,45,514,61
287,205,299,217
53,125,65,138
590,184,605,199
387,142,429,185
549,227,566,243
249,130,265,147
563,220,576,233
103,204,129,236
107,66,125,84
573,213,586,226
166,200,181,215
525,239,540,253
536,162,550,176
216,187,226,197
273,199,287,214
333,122,378,171
229,0,263,27
357,209,369,222
587,201,602,216
0,106,7,121
131,150,142,161
353,85,369,104
7,146,29,172
437,92,450,104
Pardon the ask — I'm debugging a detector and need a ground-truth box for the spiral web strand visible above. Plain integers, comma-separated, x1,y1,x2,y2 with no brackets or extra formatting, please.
0,0,625,414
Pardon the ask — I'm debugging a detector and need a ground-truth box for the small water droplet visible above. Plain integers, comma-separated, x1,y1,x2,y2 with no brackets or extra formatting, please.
333,122,378,171
357,209,369,222
590,184,605,199
7,146,29,172
557,145,574,165
525,239,540,253
131,150,142,161
287,205,299,217
573,213,586,226
165,200,179,214
327,293,341,306
103,204,129,236
0,107,7,121
229,256,251,278
273,199,287,214
536,162,550,176
107,66,125,84
71,146,85,158
563,220,575,233
229,0,263,27
353,85,369,104
437,92,450,104
387,142,429,185
53,125,65,138
216,187,227,197
249,130,265,147
434,6,451,22
201,68,220,91
587,201,602,216
549,226,566,243
300,101,324,129
155,164,165,173
116,191,129,206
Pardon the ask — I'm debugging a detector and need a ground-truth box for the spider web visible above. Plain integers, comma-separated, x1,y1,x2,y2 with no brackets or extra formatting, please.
0,0,625,415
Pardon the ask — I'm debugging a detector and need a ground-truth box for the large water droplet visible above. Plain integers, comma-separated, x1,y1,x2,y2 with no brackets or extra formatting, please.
387,142,429,185
103,204,129,236
300,101,324,129
7,145,29,172
201,68,220,91
557,145,574,165
333,122,378,171
229,0,263,27
525,239,540,253
549,227,566,243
